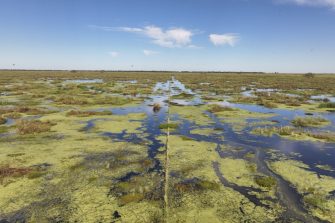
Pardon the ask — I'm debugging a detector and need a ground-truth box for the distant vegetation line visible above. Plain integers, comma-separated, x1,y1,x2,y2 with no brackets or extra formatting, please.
0,69,334,75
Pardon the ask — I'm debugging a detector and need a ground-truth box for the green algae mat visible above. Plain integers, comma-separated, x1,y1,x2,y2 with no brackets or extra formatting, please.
0,71,335,222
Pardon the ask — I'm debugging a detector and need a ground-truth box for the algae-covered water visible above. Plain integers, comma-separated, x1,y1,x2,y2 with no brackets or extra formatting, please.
0,73,335,222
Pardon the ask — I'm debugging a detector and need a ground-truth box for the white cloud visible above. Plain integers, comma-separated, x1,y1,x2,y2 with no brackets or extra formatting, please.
108,51,119,57
209,34,239,46
143,50,158,56
276,0,335,8
119,25,194,48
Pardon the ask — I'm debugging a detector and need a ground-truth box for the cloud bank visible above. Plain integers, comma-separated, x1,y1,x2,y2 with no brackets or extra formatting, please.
277,0,335,8
119,26,194,48
209,34,239,46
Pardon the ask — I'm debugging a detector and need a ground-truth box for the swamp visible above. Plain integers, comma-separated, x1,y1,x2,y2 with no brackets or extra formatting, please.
0,71,335,222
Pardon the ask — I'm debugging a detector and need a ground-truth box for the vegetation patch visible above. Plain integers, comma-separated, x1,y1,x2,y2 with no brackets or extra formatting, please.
291,116,329,127
318,102,335,108
254,176,276,189
171,92,194,99
16,120,55,135
252,126,335,142
207,104,235,113
159,123,179,129
66,110,112,117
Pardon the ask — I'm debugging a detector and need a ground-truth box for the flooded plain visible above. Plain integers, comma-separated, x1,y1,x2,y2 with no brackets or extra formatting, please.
0,71,335,222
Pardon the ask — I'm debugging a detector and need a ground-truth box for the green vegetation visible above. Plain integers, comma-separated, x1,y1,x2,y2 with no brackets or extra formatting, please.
254,176,276,188
171,92,194,99
66,110,112,117
159,123,179,129
0,71,334,222
252,126,335,142
318,102,335,108
207,104,235,113
270,160,335,222
291,116,329,127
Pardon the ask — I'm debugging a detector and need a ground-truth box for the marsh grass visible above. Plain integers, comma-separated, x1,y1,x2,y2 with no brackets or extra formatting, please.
252,126,335,142
66,110,112,117
17,120,55,135
171,92,194,99
0,107,52,116
303,192,327,209
257,100,277,108
207,104,235,113
55,96,89,105
292,116,329,127
159,123,179,129
94,96,133,105
318,102,335,108
254,176,276,188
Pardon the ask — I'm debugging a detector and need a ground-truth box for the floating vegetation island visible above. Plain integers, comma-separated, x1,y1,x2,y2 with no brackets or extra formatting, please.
0,71,335,222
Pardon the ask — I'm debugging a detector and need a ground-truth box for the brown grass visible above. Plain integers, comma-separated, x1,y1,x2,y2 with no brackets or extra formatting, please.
16,120,55,135
0,165,31,183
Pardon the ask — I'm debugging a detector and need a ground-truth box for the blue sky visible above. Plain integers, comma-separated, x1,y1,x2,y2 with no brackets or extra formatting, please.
0,0,334,72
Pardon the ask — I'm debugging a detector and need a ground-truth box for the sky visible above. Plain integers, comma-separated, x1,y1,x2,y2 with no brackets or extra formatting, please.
0,0,335,73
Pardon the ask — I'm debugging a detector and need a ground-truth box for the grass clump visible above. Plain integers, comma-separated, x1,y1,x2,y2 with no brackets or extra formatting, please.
171,92,194,99
318,102,335,108
254,176,276,188
159,123,179,129
55,96,88,105
257,100,277,108
16,120,55,135
292,116,329,127
207,104,235,113
253,126,295,136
